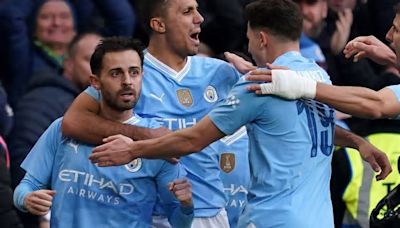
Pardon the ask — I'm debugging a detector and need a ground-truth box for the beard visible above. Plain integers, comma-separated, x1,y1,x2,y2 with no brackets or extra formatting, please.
101,87,140,112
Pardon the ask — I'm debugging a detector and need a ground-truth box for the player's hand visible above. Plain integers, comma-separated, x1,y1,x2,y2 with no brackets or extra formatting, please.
90,134,136,166
330,8,353,55
224,52,256,74
24,190,55,216
247,68,316,99
169,178,193,208
343,35,397,65
357,141,392,181
246,64,289,94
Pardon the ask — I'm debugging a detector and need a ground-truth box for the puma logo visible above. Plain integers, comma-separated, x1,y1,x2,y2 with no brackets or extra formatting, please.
67,140,79,153
150,93,165,103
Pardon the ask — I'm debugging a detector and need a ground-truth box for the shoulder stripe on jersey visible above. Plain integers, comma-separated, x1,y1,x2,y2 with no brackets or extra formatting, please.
220,126,247,145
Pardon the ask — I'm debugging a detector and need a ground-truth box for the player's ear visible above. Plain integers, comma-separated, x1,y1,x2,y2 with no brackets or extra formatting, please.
150,17,166,33
259,30,268,48
90,75,101,90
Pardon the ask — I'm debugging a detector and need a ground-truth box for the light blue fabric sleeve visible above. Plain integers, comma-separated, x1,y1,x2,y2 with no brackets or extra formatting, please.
84,86,101,102
13,173,48,212
209,80,263,135
387,85,400,119
20,119,62,184
156,163,193,228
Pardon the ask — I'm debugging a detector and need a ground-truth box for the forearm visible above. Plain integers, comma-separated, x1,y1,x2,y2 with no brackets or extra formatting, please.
386,52,397,67
316,83,385,119
134,117,223,159
14,174,46,212
62,93,166,144
334,125,364,149
134,130,203,159
63,109,158,144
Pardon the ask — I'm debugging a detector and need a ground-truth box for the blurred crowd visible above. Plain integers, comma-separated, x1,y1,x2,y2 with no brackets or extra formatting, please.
0,0,399,228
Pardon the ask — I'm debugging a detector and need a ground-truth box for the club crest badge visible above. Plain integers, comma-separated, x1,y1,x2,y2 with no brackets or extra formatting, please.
204,86,218,103
125,159,142,172
177,89,193,107
220,153,235,173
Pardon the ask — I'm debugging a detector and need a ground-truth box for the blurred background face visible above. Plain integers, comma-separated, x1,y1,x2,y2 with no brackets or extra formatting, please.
35,0,76,48
64,34,102,90
296,0,328,37
328,0,356,12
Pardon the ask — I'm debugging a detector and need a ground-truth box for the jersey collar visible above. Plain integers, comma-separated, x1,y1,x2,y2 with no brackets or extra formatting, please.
145,51,191,83
123,114,141,125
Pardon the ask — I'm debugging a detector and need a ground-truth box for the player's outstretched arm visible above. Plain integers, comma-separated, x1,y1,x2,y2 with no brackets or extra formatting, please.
334,126,392,181
315,84,400,119
90,117,224,166
62,92,170,144
247,69,400,119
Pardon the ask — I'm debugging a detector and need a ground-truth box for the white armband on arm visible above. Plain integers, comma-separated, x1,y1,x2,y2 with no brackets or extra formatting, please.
259,70,317,99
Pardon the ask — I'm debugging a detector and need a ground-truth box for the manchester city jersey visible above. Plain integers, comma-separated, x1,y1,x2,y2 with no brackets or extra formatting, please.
86,52,243,217
388,85,400,119
219,126,250,228
209,51,335,228
19,116,192,228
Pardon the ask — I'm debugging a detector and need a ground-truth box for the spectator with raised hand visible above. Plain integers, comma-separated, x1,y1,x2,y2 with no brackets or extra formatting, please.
330,7,353,55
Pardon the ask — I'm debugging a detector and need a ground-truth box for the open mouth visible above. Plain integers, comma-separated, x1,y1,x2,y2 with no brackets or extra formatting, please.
190,32,200,44
120,91,134,100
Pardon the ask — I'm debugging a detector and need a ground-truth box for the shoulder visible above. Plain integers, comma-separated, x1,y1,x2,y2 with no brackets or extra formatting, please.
191,56,236,72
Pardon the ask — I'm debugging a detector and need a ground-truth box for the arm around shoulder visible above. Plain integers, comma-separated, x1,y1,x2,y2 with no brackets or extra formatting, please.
62,92,167,144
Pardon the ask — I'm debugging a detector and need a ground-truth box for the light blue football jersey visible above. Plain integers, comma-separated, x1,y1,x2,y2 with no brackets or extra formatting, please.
86,52,243,217
17,116,192,228
209,51,335,228
218,126,249,228
388,85,400,119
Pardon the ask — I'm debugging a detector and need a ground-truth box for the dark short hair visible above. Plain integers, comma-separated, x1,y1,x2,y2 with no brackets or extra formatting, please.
90,37,144,76
245,0,303,41
136,0,169,35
